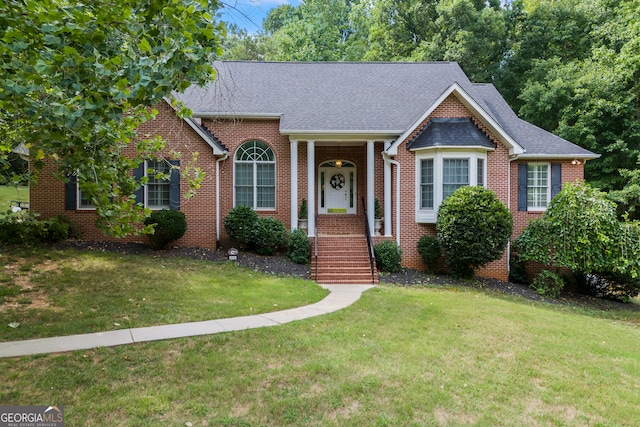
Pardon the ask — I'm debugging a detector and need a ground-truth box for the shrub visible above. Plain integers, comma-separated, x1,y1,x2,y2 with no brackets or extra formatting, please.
374,240,402,273
52,215,81,239
530,270,564,298
508,252,528,284
249,217,287,255
576,271,640,303
417,235,439,273
436,186,513,279
288,228,310,264
144,209,187,250
0,213,70,245
224,206,259,249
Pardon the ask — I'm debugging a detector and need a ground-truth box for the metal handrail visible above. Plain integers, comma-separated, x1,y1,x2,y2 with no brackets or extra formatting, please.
361,197,376,284
314,210,318,281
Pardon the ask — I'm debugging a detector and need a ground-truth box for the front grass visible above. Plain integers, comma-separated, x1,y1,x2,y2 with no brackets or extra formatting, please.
2,284,640,426
0,247,327,341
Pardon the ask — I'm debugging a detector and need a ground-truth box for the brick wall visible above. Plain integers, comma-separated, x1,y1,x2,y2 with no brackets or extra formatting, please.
31,101,220,248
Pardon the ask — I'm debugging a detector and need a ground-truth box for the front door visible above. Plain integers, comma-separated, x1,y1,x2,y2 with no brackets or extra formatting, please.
319,161,357,214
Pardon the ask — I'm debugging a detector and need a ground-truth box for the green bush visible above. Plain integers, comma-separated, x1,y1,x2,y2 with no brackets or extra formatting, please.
224,206,259,249
0,213,70,245
249,216,287,255
576,271,640,303
436,186,513,279
417,235,440,273
530,270,565,298
144,209,187,250
374,240,402,273
288,228,310,264
508,252,528,284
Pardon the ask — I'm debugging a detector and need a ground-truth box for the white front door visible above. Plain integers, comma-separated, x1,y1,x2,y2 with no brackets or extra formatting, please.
319,163,357,214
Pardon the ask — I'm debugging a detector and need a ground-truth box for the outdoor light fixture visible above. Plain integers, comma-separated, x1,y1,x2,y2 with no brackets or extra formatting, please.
335,159,342,168
572,159,582,165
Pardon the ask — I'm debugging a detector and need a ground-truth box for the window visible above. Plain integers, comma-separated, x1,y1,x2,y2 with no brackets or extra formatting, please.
527,163,550,210
443,158,469,199
234,140,276,209
416,151,487,223
420,159,434,209
146,160,171,209
517,162,561,212
77,188,95,209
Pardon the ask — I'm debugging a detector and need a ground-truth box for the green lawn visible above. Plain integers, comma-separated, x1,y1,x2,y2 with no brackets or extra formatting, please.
0,247,327,341
0,184,29,212
2,250,640,426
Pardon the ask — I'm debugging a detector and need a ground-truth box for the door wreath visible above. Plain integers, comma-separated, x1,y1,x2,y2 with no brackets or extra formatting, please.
330,173,346,190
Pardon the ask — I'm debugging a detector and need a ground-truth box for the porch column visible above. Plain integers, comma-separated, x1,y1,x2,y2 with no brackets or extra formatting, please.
290,140,298,230
367,140,375,237
307,140,315,237
383,141,392,236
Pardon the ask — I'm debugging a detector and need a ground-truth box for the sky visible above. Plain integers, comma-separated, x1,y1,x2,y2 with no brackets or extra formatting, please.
218,0,302,33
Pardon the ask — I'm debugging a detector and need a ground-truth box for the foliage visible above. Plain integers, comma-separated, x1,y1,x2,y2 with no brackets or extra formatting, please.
299,198,308,219
515,181,640,300
0,212,69,245
143,209,187,250
576,271,640,303
52,215,81,239
514,182,622,274
530,270,565,298
508,253,528,284
374,198,382,219
374,240,402,273
436,186,512,279
0,0,223,236
288,228,310,264
417,235,440,273
248,217,287,256
224,206,259,249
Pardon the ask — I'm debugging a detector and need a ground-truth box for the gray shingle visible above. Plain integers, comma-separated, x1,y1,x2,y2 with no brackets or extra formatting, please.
174,61,598,158
407,118,495,150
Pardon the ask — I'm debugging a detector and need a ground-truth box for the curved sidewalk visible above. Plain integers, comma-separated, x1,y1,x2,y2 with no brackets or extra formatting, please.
0,284,375,359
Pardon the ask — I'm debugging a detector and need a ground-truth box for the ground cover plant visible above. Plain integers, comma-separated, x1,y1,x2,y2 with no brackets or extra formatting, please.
0,247,327,341
2,283,640,426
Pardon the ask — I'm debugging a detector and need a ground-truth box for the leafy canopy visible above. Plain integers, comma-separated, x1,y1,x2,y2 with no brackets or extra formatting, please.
0,0,224,236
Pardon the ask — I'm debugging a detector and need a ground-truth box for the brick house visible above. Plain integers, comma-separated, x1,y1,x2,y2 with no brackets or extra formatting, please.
31,61,598,283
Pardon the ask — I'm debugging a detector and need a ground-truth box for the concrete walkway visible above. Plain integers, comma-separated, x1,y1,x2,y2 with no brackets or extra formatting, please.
0,284,375,359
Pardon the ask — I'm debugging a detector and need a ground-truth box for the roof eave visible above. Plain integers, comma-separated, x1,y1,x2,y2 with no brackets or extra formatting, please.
514,153,601,161
409,145,496,152
193,112,282,120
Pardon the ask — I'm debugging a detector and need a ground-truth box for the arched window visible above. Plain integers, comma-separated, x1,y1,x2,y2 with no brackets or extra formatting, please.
234,140,276,209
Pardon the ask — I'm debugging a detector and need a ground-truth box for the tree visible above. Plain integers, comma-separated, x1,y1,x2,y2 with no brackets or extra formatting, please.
0,0,224,236
436,186,513,279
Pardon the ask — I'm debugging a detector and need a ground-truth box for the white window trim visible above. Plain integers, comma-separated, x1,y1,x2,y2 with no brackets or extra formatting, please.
527,162,551,212
145,159,171,210
415,149,488,223
76,184,95,210
233,141,277,211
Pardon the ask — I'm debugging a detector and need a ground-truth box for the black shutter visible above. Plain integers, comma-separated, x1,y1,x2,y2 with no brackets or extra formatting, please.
133,163,145,206
169,160,180,210
65,173,77,210
551,163,562,199
517,163,528,211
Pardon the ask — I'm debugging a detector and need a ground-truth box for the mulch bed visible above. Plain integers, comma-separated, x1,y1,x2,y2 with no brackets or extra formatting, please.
54,240,640,313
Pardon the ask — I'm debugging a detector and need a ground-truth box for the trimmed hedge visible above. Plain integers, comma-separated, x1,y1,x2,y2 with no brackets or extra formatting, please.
144,209,187,250
374,240,402,273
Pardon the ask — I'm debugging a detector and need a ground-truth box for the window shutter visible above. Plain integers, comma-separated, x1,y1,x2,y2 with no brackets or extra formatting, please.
65,173,77,210
551,163,562,199
169,160,180,210
133,163,145,206
517,163,528,211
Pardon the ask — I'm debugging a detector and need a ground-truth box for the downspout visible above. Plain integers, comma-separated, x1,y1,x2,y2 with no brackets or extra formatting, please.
216,152,229,249
382,151,401,247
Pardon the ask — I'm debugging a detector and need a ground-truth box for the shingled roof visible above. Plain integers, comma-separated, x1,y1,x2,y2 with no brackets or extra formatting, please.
174,61,598,159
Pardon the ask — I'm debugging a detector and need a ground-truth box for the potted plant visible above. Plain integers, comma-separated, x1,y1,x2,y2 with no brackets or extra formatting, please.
374,198,383,235
298,198,308,230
